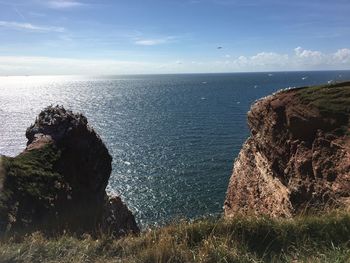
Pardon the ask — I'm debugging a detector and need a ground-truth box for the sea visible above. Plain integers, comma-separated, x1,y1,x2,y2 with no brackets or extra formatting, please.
1,71,350,227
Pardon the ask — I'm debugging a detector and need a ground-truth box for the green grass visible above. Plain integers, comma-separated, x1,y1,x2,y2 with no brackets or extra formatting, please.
1,144,63,198
0,144,68,233
1,211,350,262
0,144,64,208
295,81,350,117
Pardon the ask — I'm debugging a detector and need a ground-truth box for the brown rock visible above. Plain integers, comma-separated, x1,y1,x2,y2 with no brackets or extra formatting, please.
224,82,350,218
101,196,139,237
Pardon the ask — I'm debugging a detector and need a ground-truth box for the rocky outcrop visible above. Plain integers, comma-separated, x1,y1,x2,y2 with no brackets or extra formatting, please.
0,106,139,236
224,82,350,218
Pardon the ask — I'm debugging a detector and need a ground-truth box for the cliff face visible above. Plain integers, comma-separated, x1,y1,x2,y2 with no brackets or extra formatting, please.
0,106,139,236
224,82,350,218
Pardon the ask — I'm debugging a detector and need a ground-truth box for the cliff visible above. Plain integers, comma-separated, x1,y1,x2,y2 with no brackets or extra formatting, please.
224,81,350,218
0,106,139,236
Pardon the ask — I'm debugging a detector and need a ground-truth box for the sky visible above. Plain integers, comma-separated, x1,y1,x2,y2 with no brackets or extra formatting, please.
0,0,350,75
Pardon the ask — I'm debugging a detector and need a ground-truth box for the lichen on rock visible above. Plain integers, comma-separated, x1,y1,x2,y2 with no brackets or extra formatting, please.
0,105,139,236
224,81,350,218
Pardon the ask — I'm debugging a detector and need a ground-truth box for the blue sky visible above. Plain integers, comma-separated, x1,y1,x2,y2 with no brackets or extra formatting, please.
0,0,350,75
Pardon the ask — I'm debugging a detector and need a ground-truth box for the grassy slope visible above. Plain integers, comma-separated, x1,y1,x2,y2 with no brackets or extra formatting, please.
292,81,350,137
0,144,64,214
1,211,350,263
296,81,350,116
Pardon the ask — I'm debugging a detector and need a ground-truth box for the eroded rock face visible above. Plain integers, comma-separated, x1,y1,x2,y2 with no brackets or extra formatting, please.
26,106,111,196
224,82,350,218
0,106,139,236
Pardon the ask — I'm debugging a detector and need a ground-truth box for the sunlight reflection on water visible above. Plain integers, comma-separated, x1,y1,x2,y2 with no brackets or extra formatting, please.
1,71,350,227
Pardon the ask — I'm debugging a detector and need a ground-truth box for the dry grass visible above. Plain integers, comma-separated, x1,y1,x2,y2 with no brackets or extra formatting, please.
1,211,350,262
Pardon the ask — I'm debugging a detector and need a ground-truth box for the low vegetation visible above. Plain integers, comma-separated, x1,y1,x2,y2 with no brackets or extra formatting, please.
0,145,67,233
296,81,350,117
1,144,63,200
1,211,350,262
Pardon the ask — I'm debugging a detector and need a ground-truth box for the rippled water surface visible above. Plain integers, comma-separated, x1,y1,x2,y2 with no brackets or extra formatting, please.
1,71,350,226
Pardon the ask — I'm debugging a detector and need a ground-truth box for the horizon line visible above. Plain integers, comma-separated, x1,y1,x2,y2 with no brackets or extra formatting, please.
1,69,350,78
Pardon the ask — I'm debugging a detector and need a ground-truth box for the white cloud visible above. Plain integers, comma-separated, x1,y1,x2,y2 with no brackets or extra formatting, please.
333,48,350,63
1,47,350,75
236,55,248,64
250,52,289,66
0,21,64,32
134,36,176,46
225,52,289,70
294,47,324,65
204,47,350,72
134,39,165,46
47,0,85,9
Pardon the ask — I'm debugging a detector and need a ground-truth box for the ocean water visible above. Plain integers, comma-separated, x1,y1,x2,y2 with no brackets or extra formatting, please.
1,71,350,227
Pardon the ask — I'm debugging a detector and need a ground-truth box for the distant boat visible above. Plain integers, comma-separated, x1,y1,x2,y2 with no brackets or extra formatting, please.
201,97,206,100
268,73,273,77
202,81,207,84
302,76,308,80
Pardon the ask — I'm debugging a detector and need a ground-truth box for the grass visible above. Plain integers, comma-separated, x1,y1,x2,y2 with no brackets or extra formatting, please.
1,211,350,262
294,81,350,137
1,144,63,198
0,144,68,233
296,81,350,117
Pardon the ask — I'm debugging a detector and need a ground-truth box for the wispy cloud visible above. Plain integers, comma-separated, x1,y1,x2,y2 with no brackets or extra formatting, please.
46,0,86,9
0,56,163,75
187,0,264,7
0,21,64,32
1,47,350,75
134,36,176,46
13,6,26,21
